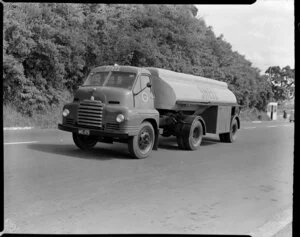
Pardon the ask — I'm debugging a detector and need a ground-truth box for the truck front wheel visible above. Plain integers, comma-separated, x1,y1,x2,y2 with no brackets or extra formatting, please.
182,119,203,150
72,133,98,150
128,122,155,159
219,118,238,143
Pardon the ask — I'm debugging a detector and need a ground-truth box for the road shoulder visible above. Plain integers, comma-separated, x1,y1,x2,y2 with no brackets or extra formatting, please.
248,206,292,237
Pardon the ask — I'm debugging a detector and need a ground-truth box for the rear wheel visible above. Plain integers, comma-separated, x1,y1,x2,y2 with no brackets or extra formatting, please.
128,122,155,159
219,118,238,143
182,119,203,150
176,135,185,149
72,133,98,150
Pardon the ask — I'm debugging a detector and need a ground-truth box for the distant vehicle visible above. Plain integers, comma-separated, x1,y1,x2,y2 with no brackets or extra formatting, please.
289,110,294,122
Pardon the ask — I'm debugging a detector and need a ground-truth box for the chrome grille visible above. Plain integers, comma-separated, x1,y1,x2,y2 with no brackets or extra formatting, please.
77,100,103,128
65,118,74,125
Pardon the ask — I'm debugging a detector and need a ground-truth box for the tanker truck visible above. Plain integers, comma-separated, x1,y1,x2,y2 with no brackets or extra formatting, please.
58,65,241,159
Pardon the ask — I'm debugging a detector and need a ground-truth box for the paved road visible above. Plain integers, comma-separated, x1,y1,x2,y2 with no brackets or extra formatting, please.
4,120,294,234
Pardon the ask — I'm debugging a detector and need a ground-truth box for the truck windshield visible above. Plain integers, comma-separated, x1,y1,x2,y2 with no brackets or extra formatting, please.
83,71,136,90
105,72,136,89
83,72,109,86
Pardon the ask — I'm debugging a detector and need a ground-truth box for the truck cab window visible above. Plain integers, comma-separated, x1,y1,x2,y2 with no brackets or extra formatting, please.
133,76,141,94
133,75,151,94
140,75,150,88
105,72,136,90
83,72,109,86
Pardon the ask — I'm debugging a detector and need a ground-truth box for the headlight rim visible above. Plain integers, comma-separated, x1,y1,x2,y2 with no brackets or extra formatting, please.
116,113,125,123
62,108,70,117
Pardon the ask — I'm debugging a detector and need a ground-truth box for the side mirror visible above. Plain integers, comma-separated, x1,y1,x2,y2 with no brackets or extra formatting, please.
133,81,152,96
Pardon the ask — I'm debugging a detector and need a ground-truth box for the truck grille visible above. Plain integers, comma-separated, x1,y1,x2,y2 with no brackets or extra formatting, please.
77,100,103,128
65,118,74,125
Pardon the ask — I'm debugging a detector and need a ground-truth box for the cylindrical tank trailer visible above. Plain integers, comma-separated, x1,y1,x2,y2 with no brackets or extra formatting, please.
146,67,237,110
58,65,240,159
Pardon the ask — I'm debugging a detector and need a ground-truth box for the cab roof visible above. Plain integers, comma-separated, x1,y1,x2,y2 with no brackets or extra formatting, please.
91,65,150,75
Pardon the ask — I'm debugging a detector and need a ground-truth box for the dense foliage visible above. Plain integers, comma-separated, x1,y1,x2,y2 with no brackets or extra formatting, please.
4,3,276,116
265,66,295,102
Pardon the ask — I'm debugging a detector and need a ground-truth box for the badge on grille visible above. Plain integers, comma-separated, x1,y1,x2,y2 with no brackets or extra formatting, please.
91,96,95,101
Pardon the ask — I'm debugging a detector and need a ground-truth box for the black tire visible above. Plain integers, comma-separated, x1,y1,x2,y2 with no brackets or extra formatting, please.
182,119,203,150
161,132,172,137
219,118,238,143
176,135,185,149
219,133,226,141
128,122,155,159
161,128,172,137
72,133,98,150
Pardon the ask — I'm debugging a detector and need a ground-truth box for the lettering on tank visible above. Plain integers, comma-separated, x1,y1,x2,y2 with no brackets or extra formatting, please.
197,86,218,101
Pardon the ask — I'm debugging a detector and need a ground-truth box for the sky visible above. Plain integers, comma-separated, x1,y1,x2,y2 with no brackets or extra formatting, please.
195,0,294,74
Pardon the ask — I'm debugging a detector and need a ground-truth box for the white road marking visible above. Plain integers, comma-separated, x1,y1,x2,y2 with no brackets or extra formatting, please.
244,127,256,129
4,141,38,145
4,127,33,130
252,121,262,123
267,125,278,128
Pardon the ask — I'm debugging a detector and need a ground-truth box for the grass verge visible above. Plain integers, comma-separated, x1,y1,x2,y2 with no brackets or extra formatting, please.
3,103,66,128
4,90,73,128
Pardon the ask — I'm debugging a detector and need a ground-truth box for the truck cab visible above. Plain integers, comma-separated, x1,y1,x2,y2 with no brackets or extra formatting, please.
58,65,159,158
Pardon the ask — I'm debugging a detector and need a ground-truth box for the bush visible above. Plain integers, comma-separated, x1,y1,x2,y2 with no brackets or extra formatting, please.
3,90,73,128
240,107,270,121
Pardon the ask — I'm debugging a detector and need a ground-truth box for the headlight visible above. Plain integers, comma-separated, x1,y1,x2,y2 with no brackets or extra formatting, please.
116,114,125,123
62,109,70,117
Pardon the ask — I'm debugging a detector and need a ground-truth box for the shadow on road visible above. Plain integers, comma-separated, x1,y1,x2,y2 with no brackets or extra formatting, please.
158,136,220,150
28,136,221,160
28,143,132,160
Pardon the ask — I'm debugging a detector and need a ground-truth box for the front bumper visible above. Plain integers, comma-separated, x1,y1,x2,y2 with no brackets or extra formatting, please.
58,124,130,139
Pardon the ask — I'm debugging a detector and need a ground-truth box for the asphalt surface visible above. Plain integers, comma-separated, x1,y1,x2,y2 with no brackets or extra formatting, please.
4,119,294,234
273,222,292,237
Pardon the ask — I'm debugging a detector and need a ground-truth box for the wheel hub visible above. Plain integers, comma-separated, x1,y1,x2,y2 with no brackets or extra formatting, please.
139,131,150,148
138,129,152,154
191,126,202,146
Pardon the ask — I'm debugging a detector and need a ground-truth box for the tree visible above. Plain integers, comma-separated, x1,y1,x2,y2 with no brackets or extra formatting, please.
3,3,275,116
265,66,295,101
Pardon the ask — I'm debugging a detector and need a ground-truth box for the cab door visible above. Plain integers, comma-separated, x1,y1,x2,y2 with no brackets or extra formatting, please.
133,74,154,110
